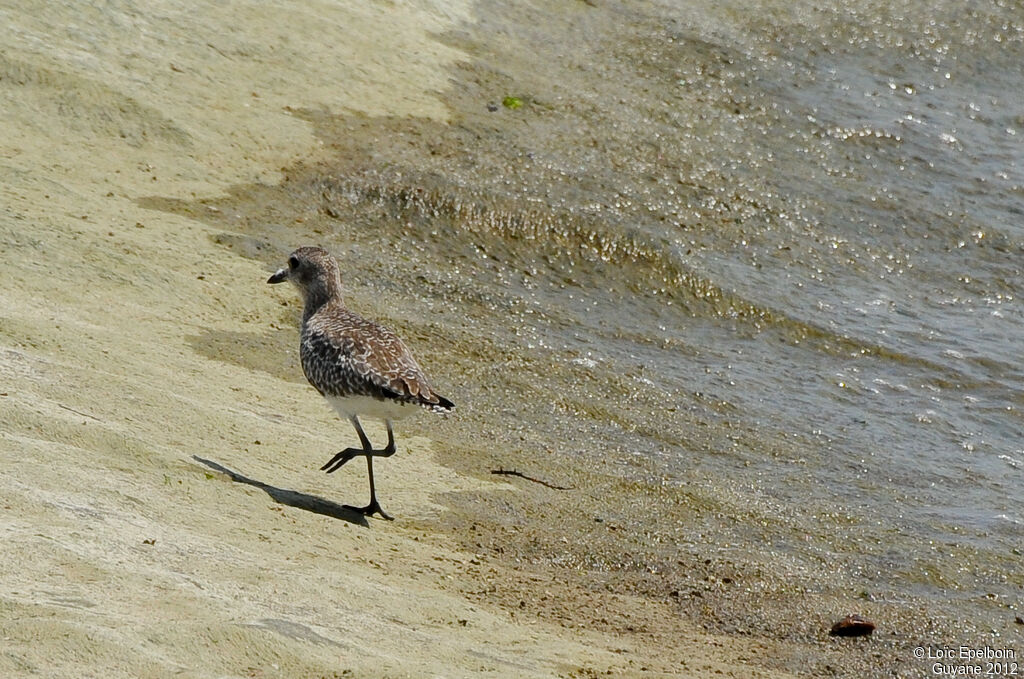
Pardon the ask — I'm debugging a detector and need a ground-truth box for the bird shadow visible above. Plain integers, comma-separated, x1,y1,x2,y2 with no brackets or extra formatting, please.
192,456,368,527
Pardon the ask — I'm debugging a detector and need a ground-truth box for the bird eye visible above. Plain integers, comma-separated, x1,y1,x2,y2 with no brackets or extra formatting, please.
288,255,299,269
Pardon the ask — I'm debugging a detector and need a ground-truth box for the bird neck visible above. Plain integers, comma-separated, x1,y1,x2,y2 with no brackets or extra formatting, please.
300,281,344,324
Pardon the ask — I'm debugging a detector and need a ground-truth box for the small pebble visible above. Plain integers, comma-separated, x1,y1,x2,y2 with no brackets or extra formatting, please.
829,614,875,637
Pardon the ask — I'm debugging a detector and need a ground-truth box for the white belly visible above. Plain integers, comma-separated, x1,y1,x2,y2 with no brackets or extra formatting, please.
325,394,419,421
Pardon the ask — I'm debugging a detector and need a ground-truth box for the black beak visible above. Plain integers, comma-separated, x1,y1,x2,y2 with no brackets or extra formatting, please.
267,268,288,284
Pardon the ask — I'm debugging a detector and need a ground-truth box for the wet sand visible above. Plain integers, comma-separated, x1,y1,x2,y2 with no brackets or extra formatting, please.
0,1,808,677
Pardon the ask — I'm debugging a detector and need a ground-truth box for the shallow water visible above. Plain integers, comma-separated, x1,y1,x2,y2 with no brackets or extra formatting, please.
174,0,1024,666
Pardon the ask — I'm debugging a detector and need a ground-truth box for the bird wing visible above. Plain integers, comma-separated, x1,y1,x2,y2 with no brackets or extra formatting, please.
301,311,441,405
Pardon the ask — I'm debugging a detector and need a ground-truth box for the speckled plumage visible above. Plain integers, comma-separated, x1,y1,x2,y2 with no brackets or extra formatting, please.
268,245,453,519
301,302,453,417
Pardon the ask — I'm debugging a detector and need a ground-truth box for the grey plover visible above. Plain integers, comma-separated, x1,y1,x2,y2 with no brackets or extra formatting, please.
268,246,454,520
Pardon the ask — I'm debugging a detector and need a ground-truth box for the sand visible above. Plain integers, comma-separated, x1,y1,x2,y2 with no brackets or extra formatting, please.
0,2,801,677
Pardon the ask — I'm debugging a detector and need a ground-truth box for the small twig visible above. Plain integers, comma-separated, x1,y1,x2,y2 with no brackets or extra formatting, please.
57,403,101,422
490,468,572,490
206,42,230,58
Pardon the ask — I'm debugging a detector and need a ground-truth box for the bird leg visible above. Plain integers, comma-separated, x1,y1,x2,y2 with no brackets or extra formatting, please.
320,418,395,473
323,418,397,521
344,454,394,521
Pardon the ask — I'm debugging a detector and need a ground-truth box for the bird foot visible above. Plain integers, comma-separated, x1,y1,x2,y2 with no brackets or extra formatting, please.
344,500,394,521
321,444,398,474
320,448,361,474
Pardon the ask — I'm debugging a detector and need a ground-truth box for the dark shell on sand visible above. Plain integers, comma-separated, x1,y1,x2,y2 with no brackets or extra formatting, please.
829,614,876,637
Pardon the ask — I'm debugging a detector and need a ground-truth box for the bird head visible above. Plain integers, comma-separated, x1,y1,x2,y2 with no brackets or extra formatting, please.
268,246,343,307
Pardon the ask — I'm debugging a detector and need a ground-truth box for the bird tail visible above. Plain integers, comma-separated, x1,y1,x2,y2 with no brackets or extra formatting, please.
424,393,455,414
